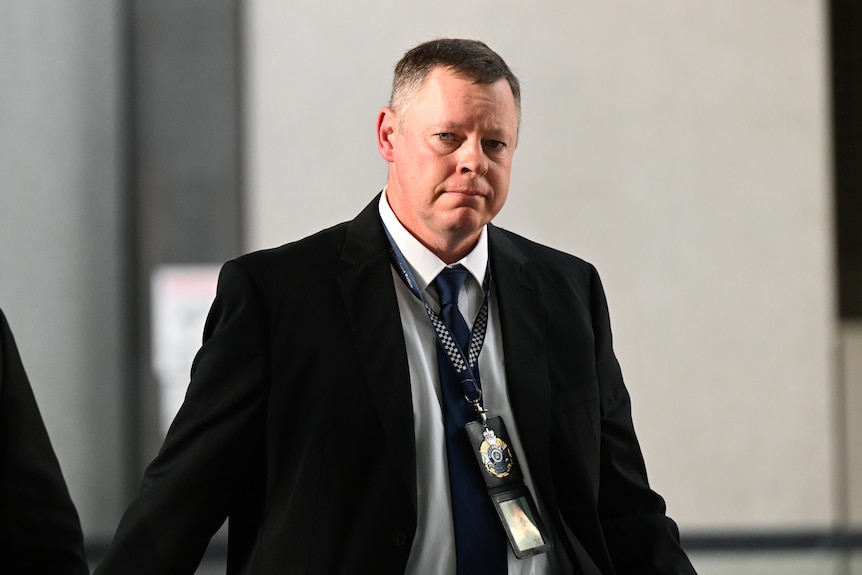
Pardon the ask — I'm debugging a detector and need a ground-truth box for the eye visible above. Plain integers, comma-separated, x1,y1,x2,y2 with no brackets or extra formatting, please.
484,140,506,151
435,133,457,141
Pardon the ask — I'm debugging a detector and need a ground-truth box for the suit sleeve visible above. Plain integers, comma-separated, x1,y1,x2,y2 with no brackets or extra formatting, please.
0,309,89,575
588,266,696,574
95,260,269,575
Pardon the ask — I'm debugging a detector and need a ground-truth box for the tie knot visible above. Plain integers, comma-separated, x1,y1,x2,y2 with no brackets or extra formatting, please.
433,266,469,307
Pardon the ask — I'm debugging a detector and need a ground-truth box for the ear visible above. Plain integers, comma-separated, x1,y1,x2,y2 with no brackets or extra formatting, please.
376,106,397,162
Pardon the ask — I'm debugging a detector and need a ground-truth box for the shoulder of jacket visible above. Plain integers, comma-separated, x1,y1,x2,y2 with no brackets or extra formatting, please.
490,225,595,273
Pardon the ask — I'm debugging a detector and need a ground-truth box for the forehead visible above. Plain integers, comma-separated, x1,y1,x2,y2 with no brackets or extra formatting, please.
406,67,518,129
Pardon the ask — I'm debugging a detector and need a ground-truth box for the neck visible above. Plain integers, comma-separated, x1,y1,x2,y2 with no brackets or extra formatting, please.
422,233,480,265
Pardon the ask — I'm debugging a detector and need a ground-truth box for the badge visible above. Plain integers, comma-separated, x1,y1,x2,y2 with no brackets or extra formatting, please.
466,416,523,489
480,427,514,478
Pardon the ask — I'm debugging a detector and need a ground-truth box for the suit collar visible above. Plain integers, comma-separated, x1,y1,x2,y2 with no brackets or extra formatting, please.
339,193,390,266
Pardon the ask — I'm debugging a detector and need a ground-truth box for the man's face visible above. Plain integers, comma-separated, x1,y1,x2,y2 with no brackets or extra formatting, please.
377,66,519,262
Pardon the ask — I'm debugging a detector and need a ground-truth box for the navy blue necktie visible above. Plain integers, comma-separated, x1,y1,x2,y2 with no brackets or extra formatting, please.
433,266,507,574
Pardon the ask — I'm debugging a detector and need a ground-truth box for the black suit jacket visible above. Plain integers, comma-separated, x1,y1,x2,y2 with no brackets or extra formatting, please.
96,196,695,574
0,309,89,574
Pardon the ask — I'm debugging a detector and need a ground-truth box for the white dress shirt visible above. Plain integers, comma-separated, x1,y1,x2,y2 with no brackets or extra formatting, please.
379,192,558,575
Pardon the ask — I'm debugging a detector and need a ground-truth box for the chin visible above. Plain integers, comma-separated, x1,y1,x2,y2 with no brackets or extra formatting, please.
442,214,486,236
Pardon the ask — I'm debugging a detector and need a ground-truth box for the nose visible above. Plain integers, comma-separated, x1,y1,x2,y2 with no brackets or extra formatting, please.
457,139,489,176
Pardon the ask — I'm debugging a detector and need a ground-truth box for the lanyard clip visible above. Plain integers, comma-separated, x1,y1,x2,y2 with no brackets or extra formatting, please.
462,379,487,425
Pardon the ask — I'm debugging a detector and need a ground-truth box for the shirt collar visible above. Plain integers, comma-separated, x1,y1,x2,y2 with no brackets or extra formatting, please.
378,188,488,296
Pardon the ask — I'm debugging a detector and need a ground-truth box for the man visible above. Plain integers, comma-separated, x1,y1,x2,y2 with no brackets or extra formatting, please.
96,39,696,574
0,308,89,574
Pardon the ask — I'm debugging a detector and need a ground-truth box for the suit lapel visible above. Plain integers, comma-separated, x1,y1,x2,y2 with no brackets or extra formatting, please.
488,227,556,508
336,197,417,511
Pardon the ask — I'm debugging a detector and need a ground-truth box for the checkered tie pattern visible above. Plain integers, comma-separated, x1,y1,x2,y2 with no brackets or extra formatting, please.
433,266,507,574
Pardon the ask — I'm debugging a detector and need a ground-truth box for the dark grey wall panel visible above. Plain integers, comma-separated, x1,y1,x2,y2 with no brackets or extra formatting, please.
127,0,243,473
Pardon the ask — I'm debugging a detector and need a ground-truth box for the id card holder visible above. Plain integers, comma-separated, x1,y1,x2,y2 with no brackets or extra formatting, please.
465,417,554,559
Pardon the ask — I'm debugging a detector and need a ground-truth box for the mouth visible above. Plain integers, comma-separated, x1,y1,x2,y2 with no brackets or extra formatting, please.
441,188,485,198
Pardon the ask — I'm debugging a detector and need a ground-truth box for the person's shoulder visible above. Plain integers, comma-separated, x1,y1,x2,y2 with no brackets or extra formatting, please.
232,195,383,276
204,222,351,306
236,220,351,272
0,307,15,355
490,226,595,273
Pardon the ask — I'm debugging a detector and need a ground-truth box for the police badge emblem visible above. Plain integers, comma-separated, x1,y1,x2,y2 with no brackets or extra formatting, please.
480,427,514,478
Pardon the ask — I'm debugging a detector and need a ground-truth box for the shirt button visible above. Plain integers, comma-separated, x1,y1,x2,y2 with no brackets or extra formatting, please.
392,530,408,547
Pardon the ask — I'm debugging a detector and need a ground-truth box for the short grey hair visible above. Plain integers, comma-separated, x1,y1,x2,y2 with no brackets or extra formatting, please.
389,38,521,127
